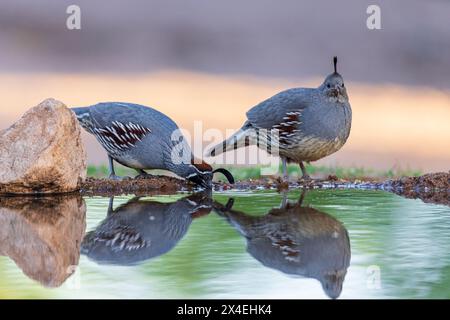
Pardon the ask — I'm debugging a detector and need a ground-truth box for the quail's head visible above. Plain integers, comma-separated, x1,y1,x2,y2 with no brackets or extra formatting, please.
320,56,348,103
186,161,213,188
187,160,234,189
320,270,347,299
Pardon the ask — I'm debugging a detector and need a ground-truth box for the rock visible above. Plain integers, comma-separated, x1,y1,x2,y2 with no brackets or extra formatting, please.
0,195,86,287
0,98,87,194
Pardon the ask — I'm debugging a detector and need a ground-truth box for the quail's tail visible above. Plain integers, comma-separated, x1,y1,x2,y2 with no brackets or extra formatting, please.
207,122,257,157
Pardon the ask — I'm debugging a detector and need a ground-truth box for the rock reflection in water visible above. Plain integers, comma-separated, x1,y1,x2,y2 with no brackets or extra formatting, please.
81,192,212,265
0,195,86,287
214,191,350,299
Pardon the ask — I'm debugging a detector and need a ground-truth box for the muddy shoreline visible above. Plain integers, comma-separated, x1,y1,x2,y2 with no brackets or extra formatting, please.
1,173,448,206
80,176,186,196
385,172,450,206
77,172,450,206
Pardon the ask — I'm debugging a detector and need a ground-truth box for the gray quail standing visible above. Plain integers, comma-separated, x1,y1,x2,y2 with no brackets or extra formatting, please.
213,190,350,299
81,192,212,265
208,57,352,180
71,102,234,188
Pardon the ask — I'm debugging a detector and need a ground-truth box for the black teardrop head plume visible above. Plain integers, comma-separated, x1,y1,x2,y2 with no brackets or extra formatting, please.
212,168,235,184
333,56,338,73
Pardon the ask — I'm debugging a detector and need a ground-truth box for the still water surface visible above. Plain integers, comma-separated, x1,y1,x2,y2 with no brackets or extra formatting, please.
1,189,450,299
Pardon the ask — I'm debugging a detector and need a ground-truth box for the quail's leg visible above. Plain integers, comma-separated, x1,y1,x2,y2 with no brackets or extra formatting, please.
134,169,153,179
107,196,114,216
297,188,307,206
281,158,288,181
108,156,124,180
299,161,311,181
280,191,288,209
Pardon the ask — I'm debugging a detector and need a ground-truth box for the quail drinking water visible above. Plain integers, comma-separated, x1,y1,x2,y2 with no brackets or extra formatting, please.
72,102,234,188
208,57,352,180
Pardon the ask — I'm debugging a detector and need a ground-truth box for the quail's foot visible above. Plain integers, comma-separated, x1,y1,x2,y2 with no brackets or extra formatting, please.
274,176,290,191
135,173,153,179
134,169,153,179
275,175,288,182
298,174,312,184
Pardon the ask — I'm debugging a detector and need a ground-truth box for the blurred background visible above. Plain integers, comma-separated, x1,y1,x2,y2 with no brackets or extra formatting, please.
0,0,449,172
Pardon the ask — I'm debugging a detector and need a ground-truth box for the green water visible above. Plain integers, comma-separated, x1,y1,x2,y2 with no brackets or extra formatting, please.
1,189,450,299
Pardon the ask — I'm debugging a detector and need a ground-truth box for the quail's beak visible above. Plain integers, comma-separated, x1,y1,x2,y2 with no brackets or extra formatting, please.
187,168,234,189
330,85,340,97
187,173,213,189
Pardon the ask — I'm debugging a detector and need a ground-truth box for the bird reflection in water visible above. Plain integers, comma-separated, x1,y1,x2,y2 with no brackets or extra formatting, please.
213,190,351,299
81,192,212,265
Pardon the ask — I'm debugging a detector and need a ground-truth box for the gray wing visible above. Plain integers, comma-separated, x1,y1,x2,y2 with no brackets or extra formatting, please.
89,102,179,133
246,88,315,129
85,102,180,155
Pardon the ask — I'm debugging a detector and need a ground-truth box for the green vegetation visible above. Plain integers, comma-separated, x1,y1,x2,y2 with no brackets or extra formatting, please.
87,163,422,180
87,163,134,177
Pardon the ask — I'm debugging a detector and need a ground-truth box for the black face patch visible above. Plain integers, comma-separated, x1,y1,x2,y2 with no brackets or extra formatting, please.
187,173,213,189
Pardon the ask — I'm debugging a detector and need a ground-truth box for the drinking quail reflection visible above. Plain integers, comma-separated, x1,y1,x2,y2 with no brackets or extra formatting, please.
81,192,212,265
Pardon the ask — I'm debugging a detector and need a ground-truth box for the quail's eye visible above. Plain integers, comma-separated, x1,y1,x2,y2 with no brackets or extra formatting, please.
326,84,331,88
341,83,345,87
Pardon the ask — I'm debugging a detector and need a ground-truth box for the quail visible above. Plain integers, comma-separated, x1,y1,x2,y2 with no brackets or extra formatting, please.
72,102,234,188
208,57,352,180
213,190,350,299
81,192,212,265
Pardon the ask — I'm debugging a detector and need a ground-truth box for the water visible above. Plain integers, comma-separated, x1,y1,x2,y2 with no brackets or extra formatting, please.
1,189,450,299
